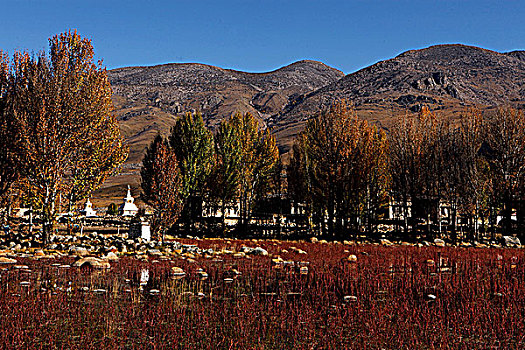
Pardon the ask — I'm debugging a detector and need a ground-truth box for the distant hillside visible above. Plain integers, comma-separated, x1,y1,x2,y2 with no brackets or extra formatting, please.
274,45,525,151
96,44,525,204
109,60,344,163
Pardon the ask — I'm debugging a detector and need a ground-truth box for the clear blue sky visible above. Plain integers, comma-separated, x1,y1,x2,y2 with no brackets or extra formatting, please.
1,0,524,74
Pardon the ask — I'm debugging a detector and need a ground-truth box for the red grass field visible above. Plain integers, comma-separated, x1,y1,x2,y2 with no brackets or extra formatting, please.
1,239,524,349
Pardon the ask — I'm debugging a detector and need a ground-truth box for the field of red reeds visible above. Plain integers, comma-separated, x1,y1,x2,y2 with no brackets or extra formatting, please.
1,239,524,349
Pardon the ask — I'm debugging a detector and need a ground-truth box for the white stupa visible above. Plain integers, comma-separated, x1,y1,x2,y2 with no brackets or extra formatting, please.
81,198,97,217
119,185,139,216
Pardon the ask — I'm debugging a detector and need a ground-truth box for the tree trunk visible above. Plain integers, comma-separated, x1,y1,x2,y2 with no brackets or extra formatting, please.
503,196,513,235
221,200,226,236
403,196,409,238
451,203,457,243
474,199,479,241
490,205,496,241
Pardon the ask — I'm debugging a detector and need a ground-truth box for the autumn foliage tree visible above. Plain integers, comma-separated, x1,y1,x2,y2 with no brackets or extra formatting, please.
388,107,451,237
208,117,242,230
141,135,183,241
231,112,279,232
442,111,487,240
169,112,214,225
0,51,18,209
1,30,127,243
289,102,389,238
483,108,525,236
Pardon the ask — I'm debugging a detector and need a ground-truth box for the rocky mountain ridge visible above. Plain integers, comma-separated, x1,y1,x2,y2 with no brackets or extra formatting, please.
272,45,525,147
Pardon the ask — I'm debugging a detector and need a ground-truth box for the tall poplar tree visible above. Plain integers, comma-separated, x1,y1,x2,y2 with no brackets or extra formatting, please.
231,112,279,232
169,112,214,224
209,117,242,230
291,102,388,238
3,30,127,243
389,107,448,236
484,108,525,236
443,111,487,240
141,135,183,241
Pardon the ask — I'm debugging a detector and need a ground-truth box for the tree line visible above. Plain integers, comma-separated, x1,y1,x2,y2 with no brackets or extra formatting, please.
288,102,525,241
1,31,524,244
141,111,279,240
143,100,525,243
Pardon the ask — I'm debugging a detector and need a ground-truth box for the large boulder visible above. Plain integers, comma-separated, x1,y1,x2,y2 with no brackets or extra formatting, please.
73,257,110,269
0,257,17,264
434,238,446,247
503,236,521,247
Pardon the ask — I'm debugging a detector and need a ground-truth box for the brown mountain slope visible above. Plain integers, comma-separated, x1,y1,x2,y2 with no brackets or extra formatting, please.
275,44,525,151
109,60,344,164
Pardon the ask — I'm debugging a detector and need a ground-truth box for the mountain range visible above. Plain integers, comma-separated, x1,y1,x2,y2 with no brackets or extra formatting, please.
96,44,525,203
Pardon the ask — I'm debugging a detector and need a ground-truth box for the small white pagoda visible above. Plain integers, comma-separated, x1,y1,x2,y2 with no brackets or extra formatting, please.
81,198,97,217
119,185,139,217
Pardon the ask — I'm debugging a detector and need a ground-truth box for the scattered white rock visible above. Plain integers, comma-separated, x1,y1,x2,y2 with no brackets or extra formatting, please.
347,254,358,263
0,257,17,264
242,246,268,256
196,268,208,279
140,269,150,285
434,238,445,247
343,295,357,303
426,294,437,301
503,236,521,247
380,239,392,246
69,246,89,256
104,252,119,261
171,266,186,279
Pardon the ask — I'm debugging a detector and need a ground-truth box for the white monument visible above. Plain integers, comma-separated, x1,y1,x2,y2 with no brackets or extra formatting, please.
129,219,151,242
81,198,97,217
119,185,139,217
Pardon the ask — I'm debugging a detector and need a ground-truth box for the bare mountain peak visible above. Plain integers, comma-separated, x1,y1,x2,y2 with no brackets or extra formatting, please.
506,50,525,61
277,43,525,152
396,44,501,59
109,59,344,164
111,60,342,79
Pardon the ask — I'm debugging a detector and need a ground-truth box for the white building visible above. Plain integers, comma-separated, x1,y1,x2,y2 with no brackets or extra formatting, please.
201,201,240,226
81,198,97,217
119,186,139,217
